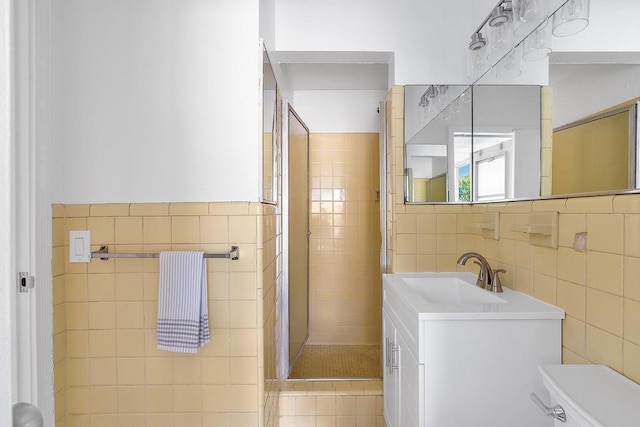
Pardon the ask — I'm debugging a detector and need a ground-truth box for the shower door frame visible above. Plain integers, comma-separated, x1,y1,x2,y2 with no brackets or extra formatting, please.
281,101,311,377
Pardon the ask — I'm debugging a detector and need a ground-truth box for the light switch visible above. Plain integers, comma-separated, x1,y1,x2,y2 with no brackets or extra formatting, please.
69,230,91,263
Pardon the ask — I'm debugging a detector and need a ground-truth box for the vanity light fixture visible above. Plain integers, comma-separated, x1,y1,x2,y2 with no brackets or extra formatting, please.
512,0,546,37
468,32,488,78
487,5,515,62
418,85,450,122
522,18,552,61
495,45,523,79
469,0,592,73
469,32,487,50
489,5,511,27
552,0,590,37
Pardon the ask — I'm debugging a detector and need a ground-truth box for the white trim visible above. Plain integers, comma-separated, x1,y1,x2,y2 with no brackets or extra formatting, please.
379,101,388,273
280,100,290,377
14,0,34,405
13,0,53,423
258,38,265,203
0,0,15,423
33,0,53,423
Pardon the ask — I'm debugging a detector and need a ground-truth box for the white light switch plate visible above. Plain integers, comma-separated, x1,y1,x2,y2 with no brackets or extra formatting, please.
69,230,91,263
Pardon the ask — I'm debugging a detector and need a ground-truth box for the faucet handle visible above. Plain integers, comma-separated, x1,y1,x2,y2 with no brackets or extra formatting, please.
489,269,506,293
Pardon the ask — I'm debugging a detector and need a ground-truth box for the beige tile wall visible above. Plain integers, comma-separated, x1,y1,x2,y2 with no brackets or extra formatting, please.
53,202,279,427
540,86,553,196
53,205,67,426
385,86,640,384
308,133,382,345
279,381,383,427
262,204,281,427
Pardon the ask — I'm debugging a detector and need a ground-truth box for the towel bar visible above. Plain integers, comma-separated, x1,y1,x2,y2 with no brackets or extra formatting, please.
91,245,240,260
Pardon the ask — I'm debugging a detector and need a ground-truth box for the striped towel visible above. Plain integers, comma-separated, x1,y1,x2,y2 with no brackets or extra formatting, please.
157,251,210,353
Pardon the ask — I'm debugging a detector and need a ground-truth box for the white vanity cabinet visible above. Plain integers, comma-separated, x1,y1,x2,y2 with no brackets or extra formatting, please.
382,272,565,427
382,309,399,426
383,306,421,427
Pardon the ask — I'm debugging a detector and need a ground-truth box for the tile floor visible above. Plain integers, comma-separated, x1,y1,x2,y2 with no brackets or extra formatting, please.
282,345,384,426
289,345,382,380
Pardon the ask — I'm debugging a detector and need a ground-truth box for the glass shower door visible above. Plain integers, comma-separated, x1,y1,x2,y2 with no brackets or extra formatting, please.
288,106,310,368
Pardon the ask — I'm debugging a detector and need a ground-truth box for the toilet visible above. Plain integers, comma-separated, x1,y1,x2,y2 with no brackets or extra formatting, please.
537,364,640,426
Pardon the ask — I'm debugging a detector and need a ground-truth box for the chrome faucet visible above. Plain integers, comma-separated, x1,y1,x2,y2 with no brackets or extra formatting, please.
456,252,505,293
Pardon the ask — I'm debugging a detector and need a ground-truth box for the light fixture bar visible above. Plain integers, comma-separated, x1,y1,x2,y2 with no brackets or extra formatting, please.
472,0,513,37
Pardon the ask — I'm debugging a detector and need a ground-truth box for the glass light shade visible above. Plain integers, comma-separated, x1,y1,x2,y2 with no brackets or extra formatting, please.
468,46,487,79
552,0,590,37
452,98,463,114
419,102,428,122
522,19,552,61
487,14,514,62
495,46,523,80
512,0,546,37
440,107,451,122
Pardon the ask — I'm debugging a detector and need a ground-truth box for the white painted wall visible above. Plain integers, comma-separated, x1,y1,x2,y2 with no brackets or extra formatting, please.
552,0,640,53
292,90,387,133
410,157,448,179
260,0,276,51
514,129,541,198
0,0,13,423
273,0,572,86
274,0,475,84
51,0,260,204
474,85,541,128
552,64,640,127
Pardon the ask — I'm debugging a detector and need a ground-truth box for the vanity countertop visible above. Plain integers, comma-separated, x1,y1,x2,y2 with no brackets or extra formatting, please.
383,272,565,320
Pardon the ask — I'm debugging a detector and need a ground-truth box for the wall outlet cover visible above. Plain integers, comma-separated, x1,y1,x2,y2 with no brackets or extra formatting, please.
69,230,91,263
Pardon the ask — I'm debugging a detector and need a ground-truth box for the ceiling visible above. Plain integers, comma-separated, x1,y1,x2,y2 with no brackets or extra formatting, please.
550,51,640,65
271,51,393,91
280,63,389,90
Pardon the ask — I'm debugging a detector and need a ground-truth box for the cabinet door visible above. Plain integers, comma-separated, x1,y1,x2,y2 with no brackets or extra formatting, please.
397,331,420,427
383,310,399,427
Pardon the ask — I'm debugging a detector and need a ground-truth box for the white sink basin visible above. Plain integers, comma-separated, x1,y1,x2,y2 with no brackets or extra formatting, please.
383,272,565,320
402,277,506,304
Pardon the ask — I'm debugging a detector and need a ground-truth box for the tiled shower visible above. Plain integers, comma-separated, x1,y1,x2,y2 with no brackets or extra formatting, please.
307,133,382,347
279,132,384,426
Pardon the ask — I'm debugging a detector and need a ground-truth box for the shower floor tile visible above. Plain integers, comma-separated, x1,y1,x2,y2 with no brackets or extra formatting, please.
289,345,381,379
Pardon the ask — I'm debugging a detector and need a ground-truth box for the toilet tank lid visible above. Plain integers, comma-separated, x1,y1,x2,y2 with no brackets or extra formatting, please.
540,365,640,427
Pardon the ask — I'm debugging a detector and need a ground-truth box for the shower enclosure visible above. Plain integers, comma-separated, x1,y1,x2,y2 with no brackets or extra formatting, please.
286,104,310,368
281,108,382,379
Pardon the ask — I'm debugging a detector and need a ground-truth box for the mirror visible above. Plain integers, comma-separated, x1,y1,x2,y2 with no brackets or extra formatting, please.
548,64,639,196
405,85,540,203
404,85,472,202
262,46,281,204
473,85,541,201
404,0,640,204
551,101,638,195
